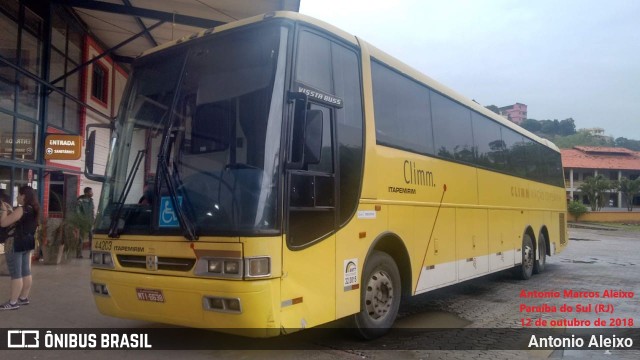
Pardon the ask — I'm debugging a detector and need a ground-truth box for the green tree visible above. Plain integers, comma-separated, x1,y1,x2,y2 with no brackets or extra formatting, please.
567,200,588,221
614,137,640,151
558,118,577,136
485,105,500,115
521,119,542,133
617,177,640,211
540,120,559,135
579,175,612,211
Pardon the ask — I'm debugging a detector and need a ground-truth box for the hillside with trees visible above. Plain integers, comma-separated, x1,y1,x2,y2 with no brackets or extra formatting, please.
517,118,640,150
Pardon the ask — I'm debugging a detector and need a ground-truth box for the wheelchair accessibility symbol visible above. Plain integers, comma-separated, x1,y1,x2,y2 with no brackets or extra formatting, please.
159,196,182,227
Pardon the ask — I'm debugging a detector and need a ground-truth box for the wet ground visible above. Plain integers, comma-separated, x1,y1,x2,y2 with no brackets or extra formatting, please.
1,226,639,359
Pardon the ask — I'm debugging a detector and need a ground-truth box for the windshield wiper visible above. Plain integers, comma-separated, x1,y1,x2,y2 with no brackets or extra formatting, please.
108,149,145,238
158,160,198,240
157,125,198,241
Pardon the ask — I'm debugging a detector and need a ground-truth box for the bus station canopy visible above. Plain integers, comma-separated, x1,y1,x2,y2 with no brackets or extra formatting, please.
56,0,300,63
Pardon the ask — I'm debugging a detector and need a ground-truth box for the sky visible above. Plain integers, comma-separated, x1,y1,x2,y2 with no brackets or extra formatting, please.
299,0,640,140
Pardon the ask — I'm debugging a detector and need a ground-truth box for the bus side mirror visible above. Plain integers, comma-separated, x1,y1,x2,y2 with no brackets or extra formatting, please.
302,110,323,166
85,123,112,182
86,130,96,174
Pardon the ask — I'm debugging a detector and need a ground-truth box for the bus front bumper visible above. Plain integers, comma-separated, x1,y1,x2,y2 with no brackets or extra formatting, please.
91,269,280,336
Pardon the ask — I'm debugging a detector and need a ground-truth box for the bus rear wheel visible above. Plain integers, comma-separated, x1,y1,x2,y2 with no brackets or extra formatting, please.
533,233,547,274
353,251,401,340
516,234,534,280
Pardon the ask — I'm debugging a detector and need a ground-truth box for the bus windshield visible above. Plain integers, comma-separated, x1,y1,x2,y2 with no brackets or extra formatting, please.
95,24,288,237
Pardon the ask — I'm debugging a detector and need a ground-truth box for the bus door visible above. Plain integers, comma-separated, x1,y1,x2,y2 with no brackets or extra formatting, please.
280,27,365,329
281,99,337,330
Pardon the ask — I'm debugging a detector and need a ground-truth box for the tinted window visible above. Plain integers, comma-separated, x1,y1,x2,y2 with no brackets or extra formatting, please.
289,30,364,246
472,112,505,169
431,91,473,162
501,127,527,177
372,61,434,154
541,146,564,187
521,137,539,180
295,31,332,92
333,44,364,225
369,59,563,187
291,31,336,248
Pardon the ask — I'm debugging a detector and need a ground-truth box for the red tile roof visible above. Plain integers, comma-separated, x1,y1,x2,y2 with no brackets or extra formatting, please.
561,146,640,170
573,146,636,155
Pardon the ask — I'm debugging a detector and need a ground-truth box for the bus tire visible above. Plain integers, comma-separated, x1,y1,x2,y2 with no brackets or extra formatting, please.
353,251,401,340
533,233,547,274
516,234,534,280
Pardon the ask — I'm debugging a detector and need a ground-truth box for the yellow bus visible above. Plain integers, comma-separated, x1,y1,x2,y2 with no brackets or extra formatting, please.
86,11,567,339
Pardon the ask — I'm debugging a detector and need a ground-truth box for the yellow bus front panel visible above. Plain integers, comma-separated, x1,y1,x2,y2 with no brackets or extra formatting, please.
92,268,280,334
91,235,283,335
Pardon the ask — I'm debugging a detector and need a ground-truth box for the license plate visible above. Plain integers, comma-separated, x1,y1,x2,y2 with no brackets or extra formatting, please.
136,288,165,303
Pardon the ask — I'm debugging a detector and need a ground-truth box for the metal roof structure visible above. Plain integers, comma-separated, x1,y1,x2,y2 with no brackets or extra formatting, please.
0,0,298,127
53,0,300,63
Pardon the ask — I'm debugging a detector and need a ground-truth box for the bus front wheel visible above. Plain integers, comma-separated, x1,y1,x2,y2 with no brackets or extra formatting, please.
353,251,401,340
517,234,534,280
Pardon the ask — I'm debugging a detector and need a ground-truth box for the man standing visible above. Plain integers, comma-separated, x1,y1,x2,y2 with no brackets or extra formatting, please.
76,187,94,258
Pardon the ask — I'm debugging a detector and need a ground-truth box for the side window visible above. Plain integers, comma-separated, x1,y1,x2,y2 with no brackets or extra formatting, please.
91,62,109,104
333,43,363,226
372,61,433,155
536,145,552,184
431,91,473,162
288,103,335,247
472,112,506,169
502,127,527,177
525,139,563,186
288,30,365,246
546,148,564,187
521,137,539,180
295,31,332,92
288,30,336,248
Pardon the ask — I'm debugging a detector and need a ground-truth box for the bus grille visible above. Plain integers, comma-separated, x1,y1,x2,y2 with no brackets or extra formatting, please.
117,255,196,272
559,213,567,245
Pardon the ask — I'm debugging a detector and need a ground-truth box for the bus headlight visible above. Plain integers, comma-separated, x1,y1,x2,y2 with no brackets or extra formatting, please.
224,260,240,274
196,256,270,279
207,260,223,273
246,257,271,277
103,254,113,266
196,257,242,278
92,251,114,269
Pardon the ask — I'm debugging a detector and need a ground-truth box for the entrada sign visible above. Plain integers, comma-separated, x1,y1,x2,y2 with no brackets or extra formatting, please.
1,133,35,158
44,134,82,160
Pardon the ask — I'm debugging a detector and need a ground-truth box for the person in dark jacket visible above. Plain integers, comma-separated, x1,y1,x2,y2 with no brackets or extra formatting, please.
75,187,95,258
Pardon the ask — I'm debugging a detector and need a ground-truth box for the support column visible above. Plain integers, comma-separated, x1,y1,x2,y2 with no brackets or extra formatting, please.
569,168,574,200
618,171,623,209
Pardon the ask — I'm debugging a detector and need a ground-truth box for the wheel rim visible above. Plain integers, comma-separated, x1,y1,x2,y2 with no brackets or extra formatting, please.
364,270,395,321
523,244,534,270
539,242,546,266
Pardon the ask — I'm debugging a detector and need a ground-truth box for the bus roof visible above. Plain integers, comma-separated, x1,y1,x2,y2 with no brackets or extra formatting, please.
140,11,559,153
140,11,358,57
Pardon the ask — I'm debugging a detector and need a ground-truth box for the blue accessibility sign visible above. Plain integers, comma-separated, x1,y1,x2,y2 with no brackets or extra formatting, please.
159,196,183,228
